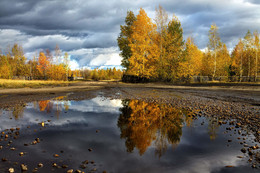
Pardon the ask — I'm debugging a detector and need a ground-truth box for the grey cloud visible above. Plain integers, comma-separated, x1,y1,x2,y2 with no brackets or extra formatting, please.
0,0,259,68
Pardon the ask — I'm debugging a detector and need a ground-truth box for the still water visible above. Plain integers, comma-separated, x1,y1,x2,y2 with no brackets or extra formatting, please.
0,96,258,173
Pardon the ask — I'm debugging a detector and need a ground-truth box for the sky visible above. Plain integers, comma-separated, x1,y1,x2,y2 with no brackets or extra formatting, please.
0,0,259,70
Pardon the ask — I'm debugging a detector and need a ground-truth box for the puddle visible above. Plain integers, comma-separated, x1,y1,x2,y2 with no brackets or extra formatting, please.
0,96,259,173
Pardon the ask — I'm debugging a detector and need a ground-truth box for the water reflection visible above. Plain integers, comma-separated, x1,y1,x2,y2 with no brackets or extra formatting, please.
0,97,258,173
118,100,193,157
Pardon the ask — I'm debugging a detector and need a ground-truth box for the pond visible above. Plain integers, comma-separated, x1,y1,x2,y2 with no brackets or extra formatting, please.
0,95,259,173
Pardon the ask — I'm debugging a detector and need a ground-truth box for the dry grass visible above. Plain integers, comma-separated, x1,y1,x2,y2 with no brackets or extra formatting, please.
0,79,71,89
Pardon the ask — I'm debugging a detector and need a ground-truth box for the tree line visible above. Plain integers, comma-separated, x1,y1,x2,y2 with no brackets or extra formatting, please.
118,6,260,82
0,44,123,81
72,68,123,81
0,44,70,80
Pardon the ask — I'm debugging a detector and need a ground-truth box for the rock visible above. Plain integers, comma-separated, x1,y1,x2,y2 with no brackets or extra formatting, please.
237,156,243,158
225,165,234,168
241,148,247,153
0,146,2,149
88,148,92,152
76,170,82,173
53,154,59,157
52,163,57,167
21,164,28,171
103,171,107,173
40,122,44,127
38,163,43,167
62,165,68,168
252,164,256,168
10,147,16,151
228,140,232,142
235,123,241,128
35,138,40,143
5,134,8,138
67,169,73,173
248,150,254,155
82,160,88,164
2,158,7,162
8,168,14,173
91,168,97,171
80,164,86,169
19,152,24,156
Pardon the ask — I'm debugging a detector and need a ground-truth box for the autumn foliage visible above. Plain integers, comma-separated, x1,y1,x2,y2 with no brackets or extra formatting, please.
118,7,260,82
118,100,193,157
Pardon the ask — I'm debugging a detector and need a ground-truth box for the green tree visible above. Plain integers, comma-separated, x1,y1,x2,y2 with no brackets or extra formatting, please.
163,15,185,81
117,11,136,70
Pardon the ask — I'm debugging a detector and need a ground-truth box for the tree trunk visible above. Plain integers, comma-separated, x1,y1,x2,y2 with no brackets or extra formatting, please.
255,51,258,82
240,54,243,82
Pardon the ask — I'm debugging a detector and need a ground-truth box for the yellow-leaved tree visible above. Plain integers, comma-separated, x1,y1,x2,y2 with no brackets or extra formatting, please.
128,8,159,78
184,36,203,76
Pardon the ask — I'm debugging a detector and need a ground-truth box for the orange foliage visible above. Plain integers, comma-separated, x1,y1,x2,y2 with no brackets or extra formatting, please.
118,100,188,157
128,8,159,78
38,100,50,112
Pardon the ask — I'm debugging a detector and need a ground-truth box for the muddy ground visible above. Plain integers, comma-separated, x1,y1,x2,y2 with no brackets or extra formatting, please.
0,81,259,166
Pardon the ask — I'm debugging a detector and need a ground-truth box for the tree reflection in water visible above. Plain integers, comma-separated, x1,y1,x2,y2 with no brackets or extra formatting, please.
2,96,70,120
118,100,193,157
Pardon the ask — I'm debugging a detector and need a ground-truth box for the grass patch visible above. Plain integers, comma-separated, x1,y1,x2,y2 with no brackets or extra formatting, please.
0,79,72,89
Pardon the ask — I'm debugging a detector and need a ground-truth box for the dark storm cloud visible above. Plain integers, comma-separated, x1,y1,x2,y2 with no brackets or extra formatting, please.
0,0,259,68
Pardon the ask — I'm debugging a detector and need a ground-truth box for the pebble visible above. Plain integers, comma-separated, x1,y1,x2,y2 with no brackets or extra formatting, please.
53,154,59,157
225,165,234,168
82,160,88,164
241,148,247,153
67,169,73,173
76,170,82,173
52,163,57,167
62,165,68,168
8,168,14,173
88,148,93,152
21,164,28,171
19,152,24,156
36,138,40,143
80,164,87,169
2,158,7,162
38,163,43,167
